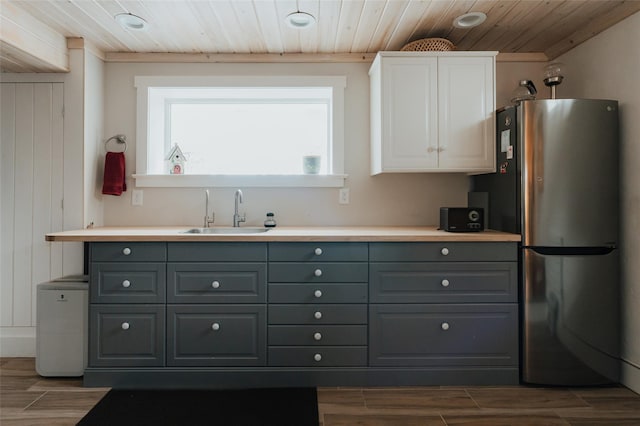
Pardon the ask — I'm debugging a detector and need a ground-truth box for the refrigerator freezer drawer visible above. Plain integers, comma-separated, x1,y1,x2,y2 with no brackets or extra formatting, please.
521,247,620,385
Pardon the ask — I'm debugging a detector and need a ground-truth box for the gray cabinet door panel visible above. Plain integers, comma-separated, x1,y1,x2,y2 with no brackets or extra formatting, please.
370,242,517,262
269,325,367,346
370,262,517,303
91,242,167,262
167,242,267,262
90,305,165,367
268,347,367,366
269,263,368,283
167,305,266,366
91,263,166,303
268,283,367,303
269,304,367,325
167,263,266,303
369,304,518,367
269,242,368,262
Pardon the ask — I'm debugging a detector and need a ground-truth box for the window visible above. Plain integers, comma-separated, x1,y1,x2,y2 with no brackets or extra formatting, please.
133,76,346,187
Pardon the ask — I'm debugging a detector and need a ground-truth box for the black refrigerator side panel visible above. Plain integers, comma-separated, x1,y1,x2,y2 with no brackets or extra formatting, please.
471,107,520,234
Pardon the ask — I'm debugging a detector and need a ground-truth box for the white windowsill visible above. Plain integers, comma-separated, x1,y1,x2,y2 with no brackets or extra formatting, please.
132,174,348,188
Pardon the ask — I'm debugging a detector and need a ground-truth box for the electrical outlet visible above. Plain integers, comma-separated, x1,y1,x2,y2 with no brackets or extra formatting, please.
339,188,350,204
132,189,143,206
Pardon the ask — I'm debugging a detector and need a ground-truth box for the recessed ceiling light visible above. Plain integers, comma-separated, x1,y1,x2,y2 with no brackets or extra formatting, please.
285,12,316,29
453,12,487,29
115,13,149,31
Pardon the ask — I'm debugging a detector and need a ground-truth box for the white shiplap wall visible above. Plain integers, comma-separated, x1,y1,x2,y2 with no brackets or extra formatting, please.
0,82,64,354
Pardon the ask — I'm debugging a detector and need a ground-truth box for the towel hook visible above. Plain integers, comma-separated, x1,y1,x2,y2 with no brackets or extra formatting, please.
105,134,127,153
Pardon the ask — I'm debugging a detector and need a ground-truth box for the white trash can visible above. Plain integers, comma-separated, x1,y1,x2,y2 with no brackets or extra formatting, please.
36,275,88,377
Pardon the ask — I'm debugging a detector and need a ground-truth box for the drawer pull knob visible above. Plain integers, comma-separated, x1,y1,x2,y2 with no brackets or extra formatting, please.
441,279,450,287
122,247,132,256
122,280,131,288
314,353,322,362
314,248,323,256
211,323,220,331
314,269,322,277
121,322,130,330
314,332,322,341
314,290,322,298
211,281,220,289
441,322,450,331
314,311,322,320
441,247,449,256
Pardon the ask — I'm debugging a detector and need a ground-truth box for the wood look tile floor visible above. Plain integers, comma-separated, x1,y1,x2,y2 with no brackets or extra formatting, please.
2,358,640,425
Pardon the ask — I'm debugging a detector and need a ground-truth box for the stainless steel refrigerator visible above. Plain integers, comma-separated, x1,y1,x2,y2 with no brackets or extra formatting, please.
472,99,620,385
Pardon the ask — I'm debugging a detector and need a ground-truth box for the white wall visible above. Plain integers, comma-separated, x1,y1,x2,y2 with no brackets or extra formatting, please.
556,11,640,393
0,46,104,356
103,61,472,228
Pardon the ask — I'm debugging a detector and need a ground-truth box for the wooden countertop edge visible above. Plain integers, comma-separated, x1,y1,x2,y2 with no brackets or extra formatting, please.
45,226,521,243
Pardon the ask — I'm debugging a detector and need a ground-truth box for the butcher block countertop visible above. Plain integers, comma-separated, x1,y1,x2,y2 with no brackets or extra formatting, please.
45,226,520,242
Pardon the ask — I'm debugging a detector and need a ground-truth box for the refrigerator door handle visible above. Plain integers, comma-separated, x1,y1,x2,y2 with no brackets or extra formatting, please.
527,246,616,256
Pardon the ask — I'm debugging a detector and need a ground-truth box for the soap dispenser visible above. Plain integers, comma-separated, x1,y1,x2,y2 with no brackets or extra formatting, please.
264,212,277,228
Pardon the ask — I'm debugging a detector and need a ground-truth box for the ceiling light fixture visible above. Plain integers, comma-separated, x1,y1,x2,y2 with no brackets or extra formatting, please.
115,13,149,31
452,12,487,29
285,11,316,29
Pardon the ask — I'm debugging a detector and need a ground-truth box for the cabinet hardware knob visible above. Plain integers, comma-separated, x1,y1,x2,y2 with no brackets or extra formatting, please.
314,290,322,298
314,269,322,277
212,323,220,331
441,279,450,287
121,322,130,330
441,322,450,331
122,280,131,288
122,247,131,255
427,147,435,153
314,353,322,362
211,281,220,289
314,332,322,341
314,248,323,255
314,311,322,319
441,247,449,256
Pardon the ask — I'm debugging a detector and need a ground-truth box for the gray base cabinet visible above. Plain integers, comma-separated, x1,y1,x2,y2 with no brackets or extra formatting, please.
85,241,519,388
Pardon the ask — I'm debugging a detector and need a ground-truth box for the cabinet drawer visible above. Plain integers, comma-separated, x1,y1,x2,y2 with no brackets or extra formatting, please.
91,242,166,262
268,283,367,303
370,262,517,303
269,243,368,262
89,305,165,367
268,347,367,367
370,243,517,262
269,304,367,325
90,263,166,303
269,325,367,346
167,305,266,367
167,242,266,262
269,263,367,283
167,263,266,303
369,304,518,367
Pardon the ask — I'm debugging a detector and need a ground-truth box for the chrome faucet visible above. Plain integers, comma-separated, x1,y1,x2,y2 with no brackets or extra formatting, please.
233,189,246,227
204,189,215,228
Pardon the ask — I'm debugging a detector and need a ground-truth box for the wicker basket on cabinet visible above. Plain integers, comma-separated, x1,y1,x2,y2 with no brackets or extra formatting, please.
400,38,455,52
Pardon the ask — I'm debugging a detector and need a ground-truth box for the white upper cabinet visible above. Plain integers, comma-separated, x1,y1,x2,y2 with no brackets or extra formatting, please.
369,51,496,174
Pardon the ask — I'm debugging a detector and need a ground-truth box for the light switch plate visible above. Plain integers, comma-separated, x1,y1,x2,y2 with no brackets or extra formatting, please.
132,189,143,206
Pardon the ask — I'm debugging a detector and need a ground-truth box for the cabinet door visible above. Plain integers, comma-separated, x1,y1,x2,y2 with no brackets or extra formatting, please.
89,305,165,367
369,304,517,367
380,57,438,171
438,56,495,171
167,305,266,366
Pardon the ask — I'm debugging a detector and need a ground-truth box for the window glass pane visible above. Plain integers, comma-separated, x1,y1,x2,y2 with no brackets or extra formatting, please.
169,101,329,175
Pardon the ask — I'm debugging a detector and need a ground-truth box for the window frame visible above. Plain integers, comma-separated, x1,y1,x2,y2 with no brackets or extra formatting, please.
133,75,347,188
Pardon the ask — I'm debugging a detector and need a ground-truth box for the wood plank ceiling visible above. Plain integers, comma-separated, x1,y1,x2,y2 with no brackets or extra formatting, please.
2,0,640,72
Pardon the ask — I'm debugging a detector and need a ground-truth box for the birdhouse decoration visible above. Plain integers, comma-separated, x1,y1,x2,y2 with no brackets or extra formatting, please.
165,144,186,175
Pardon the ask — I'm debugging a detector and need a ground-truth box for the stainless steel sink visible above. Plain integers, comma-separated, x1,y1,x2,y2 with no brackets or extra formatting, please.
182,227,270,234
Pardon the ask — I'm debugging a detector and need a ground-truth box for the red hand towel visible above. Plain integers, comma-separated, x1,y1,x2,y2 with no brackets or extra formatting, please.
102,152,127,196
